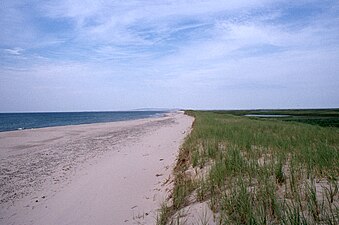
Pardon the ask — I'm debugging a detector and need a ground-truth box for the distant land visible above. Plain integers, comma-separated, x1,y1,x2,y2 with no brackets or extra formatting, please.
132,108,180,112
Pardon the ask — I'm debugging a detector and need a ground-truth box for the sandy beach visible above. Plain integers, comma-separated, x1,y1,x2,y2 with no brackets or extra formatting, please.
0,111,194,225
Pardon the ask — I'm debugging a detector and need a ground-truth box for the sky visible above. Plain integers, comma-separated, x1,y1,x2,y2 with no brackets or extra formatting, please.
1,0,339,112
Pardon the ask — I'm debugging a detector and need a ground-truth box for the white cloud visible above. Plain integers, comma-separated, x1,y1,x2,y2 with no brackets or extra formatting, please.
1,0,339,111
4,47,24,55
37,0,283,45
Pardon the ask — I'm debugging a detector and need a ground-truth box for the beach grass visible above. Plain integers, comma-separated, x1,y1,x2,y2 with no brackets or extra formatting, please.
158,109,339,224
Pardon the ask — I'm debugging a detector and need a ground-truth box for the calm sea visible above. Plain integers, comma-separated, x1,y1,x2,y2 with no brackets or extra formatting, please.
0,111,166,132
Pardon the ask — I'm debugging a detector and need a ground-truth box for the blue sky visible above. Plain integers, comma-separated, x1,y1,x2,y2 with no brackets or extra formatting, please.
1,0,338,111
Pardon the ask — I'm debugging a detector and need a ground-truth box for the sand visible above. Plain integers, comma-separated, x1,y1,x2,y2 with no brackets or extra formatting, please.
0,111,194,225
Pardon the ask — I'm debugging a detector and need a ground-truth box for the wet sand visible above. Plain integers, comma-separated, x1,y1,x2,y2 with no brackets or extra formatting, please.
0,111,193,225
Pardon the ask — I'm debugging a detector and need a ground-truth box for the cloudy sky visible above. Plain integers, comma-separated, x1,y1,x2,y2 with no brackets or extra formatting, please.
1,0,338,112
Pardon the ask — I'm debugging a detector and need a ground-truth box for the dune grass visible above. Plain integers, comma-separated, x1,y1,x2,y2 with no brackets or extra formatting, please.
158,110,339,224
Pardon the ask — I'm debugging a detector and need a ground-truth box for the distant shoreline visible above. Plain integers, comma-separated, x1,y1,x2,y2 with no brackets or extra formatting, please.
0,111,167,132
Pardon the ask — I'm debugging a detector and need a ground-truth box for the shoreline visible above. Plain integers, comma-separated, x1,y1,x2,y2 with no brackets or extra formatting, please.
0,111,194,225
0,111,169,133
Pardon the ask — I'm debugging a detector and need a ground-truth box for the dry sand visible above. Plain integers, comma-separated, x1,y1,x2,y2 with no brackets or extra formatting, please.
0,111,194,225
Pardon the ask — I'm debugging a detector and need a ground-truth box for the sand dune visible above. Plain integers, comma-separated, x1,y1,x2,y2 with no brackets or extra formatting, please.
0,111,193,225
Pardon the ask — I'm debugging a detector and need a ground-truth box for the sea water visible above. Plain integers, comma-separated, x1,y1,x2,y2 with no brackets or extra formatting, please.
0,111,166,132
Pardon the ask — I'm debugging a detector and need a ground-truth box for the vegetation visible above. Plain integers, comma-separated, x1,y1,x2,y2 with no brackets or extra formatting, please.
158,110,339,224
214,108,339,128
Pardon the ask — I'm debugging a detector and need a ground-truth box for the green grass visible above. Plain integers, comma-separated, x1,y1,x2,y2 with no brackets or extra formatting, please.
158,110,339,224
213,108,339,128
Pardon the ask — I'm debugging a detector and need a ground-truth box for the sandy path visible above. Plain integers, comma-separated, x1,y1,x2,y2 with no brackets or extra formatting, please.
0,111,193,225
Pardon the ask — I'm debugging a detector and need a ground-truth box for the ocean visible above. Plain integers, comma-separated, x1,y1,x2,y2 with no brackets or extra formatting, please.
0,111,166,132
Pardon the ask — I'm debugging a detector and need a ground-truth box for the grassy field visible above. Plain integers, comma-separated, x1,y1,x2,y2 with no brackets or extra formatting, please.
158,109,339,224
215,108,339,128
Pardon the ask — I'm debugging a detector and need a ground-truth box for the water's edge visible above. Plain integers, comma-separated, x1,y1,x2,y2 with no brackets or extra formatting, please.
0,111,166,132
